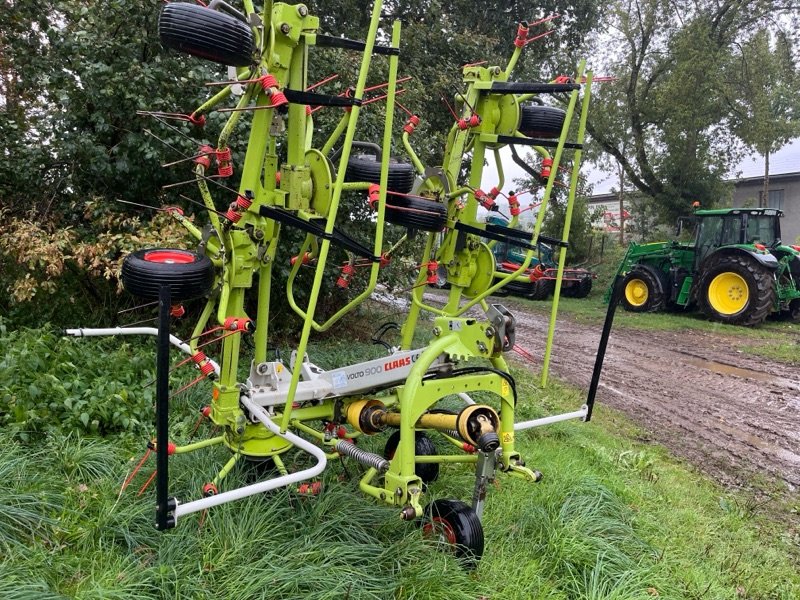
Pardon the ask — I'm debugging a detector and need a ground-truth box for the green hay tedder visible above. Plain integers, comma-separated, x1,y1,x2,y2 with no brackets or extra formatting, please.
67,0,601,567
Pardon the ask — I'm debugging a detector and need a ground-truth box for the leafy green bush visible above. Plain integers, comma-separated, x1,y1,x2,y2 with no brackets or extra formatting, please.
0,320,156,440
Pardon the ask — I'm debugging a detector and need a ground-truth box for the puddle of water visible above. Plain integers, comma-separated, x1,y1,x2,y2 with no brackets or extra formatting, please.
683,357,777,383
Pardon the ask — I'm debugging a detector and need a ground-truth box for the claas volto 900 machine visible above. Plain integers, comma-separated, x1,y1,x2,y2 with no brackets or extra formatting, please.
67,0,601,568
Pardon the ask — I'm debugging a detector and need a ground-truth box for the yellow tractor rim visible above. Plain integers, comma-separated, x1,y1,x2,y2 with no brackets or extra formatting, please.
624,278,649,307
708,272,748,315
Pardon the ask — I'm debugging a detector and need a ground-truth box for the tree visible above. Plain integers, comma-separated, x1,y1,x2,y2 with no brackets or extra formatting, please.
725,30,800,206
586,0,799,223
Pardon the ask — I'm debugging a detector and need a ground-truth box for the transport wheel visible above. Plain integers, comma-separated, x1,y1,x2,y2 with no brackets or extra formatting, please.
697,254,774,326
571,277,593,298
518,105,566,138
159,2,256,67
529,278,553,300
344,154,416,194
422,499,484,569
121,248,214,302
383,431,439,485
790,299,800,322
383,195,447,232
560,282,577,298
620,265,664,312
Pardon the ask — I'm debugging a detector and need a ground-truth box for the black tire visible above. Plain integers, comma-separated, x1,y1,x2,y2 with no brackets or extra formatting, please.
529,278,553,300
571,276,593,299
518,105,566,138
560,282,577,298
620,265,665,313
789,299,800,323
383,431,439,485
159,3,256,67
696,254,775,326
422,499,484,569
344,154,416,194
121,248,214,302
384,196,447,232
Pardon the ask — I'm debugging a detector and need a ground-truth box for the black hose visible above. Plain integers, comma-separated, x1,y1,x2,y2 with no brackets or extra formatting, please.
424,367,518,406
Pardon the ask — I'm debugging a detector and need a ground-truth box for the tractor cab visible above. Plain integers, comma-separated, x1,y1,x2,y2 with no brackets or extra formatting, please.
692,208,782,267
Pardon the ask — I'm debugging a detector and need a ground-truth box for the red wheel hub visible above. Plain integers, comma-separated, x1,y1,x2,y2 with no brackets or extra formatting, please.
143,250,195,264
423,516,457,545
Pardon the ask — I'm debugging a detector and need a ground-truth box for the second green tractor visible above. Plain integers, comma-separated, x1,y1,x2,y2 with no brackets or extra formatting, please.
614,207,800,326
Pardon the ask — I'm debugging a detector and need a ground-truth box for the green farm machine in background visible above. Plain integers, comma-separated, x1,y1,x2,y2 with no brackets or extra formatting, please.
613,207,800,326
66,0,601,567
487,216,595,300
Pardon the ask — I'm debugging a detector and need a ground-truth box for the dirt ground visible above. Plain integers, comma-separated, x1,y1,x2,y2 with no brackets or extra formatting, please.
503,301,800,493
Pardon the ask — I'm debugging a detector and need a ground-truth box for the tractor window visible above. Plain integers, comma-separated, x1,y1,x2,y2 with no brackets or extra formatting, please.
719,216,741,245
745,215,778,246
696,215,741,263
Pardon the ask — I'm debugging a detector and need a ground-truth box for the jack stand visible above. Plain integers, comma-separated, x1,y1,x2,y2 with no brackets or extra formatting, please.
471,449,498,519
155,284,177,530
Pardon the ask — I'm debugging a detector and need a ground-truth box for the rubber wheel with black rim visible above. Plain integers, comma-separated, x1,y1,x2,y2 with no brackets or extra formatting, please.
696,254,774,326
121,248,214,302
620,265,664,313
384,196,447,232
344,154,416,194
529,278,554,300
159,3,256,67
422,499,484,570
383,431,439,485
518,105,566,138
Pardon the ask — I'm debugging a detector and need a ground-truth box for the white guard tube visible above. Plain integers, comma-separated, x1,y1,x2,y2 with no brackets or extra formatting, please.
173,396,327,519
65,327,221,376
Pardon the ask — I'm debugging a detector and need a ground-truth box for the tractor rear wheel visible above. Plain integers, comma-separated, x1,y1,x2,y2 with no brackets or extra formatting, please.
422,499,484,569
620,266,664,312
697,254,775,326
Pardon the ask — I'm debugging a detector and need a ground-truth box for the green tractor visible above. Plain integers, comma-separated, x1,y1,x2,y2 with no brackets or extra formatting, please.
613,207,800,326
487,216,595,300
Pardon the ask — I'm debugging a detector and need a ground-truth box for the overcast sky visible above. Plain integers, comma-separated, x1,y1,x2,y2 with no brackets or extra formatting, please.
482,138,800,197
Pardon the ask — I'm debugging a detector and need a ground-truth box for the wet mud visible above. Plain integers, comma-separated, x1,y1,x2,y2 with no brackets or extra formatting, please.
505,302,800,492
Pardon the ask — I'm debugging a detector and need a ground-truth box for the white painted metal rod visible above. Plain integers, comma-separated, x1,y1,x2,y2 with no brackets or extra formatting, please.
458,393,476,405
174,396,327,519
65,327,220,375
514,405,588,431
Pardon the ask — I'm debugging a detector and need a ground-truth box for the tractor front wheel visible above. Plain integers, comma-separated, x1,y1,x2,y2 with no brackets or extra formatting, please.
697,254,775,326
422,499,484,569
620,266,664,312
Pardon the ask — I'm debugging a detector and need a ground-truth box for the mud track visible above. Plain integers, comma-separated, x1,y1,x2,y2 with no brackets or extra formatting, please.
502,300,800,492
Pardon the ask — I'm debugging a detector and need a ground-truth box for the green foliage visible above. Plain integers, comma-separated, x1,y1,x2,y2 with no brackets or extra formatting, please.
726,30,800,161
0,203,194,326
0,330,798,598
587,0,800,224
0,320,156,440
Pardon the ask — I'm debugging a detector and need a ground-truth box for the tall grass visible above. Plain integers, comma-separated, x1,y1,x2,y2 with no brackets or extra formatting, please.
1,331,798,598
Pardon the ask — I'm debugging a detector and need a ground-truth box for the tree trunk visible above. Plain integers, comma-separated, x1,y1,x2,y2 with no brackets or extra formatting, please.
618,161,625,246
761,150,770,208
